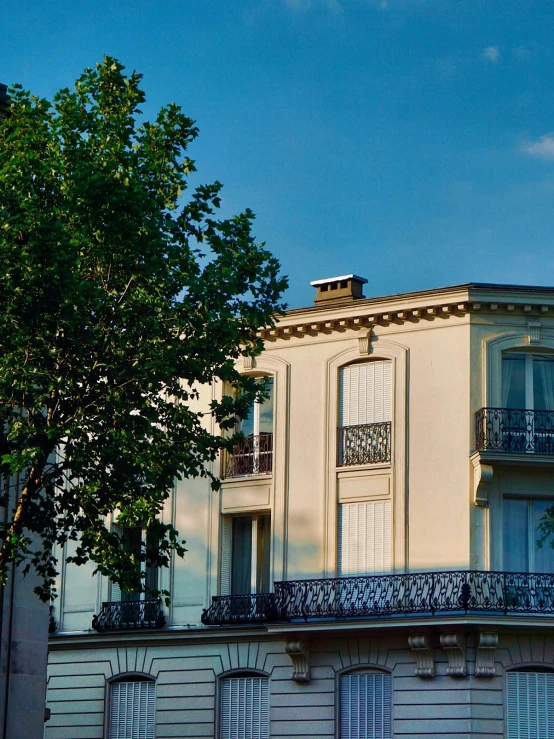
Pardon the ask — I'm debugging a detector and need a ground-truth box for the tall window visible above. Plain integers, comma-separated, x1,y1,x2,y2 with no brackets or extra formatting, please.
111,527,158,602
503,353,554,411
227,378,274,476
220,676,269,739
109,679,156,739
340,672,392,739
338,501,392,577
221,514,271,595
504,499,554,574
506,671,554,738
339,361,392,466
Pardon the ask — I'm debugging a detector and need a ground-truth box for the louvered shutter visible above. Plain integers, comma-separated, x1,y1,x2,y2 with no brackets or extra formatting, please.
340,672,392,739
109,681,155,739
111,580,122,602
220,516,233,595
340,362,392,427
339,501,392,576
220,677,269,739
506,672,554,738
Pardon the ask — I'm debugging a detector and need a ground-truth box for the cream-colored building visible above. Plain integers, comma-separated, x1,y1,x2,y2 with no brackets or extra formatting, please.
46,277,554,738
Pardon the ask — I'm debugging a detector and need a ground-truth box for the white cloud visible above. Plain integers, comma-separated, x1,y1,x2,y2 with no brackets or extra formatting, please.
483,46,500,62
513,45,531,59
523,134,554,160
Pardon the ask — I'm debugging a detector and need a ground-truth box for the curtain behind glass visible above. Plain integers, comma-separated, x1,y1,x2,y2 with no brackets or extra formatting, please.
231,517,252,595
502,354,525,408
503,499,528,572
534,355,554,411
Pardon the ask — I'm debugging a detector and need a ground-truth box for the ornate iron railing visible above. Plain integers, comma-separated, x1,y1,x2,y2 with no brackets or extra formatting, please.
201,571,554,625
201,593,279,625
338,422,391,466
92,600,166,632
475,407,554,454
223,433,273,477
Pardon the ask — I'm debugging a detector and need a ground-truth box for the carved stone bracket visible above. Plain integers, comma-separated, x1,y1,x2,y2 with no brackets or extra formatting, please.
243,355,255,370
358,328,373,355
285,638,311,682
475,631,498,677
527,321,541,345
440,632,466,677
472,457,493,507
408,633,435,678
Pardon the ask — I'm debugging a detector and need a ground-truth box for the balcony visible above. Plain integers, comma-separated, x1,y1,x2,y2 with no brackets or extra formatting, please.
337,421,391,466
222,433,273,478
92,600,166,632
201,571,554,626
475,408,554,455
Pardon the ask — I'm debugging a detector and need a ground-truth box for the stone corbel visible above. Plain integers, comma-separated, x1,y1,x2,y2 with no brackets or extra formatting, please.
440,632,466,677
527,321,541,345
475,631,498,677
243,355,255,370
472,457,493,507
408,633,435,678
358,328,373,356
285,638,311,682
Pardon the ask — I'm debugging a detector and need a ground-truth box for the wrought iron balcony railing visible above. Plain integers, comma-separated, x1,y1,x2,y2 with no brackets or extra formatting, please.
223,433,273,477
475,407,554,455
201,571,554,625
338,421,391,466
92,600,166,632
201,593,279,625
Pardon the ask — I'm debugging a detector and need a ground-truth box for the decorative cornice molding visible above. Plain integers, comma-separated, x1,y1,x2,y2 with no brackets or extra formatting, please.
285,638,311,682
258,299,554,342
408,633,435,678
440,632,466,677
475,631,498,677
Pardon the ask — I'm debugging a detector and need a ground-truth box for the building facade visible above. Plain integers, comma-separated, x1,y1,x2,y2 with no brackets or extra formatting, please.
46,277,554,738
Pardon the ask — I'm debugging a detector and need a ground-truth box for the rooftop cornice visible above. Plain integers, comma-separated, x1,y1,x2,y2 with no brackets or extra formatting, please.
258,283,554,341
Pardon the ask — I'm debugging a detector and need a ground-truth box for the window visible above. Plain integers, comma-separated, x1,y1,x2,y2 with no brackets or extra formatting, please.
506,671,554,738
339,361,392,465
111,527,158,602
220,676,269,739
503,353,554,411
227,378,274,476
338,501,392,577
109,679,155,739
504,499,554,574
221,514,271,595
340,672,392,739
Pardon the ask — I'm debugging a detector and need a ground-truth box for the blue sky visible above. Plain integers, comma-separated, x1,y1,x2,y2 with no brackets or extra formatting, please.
3,0,554,307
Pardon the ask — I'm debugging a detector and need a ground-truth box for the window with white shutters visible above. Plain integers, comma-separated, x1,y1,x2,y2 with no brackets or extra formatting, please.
338,501,392,577
506,671,554,738
338,361,392,466
220,676,269,739
109,680,156,739
340,672,392,739
220,514,271,595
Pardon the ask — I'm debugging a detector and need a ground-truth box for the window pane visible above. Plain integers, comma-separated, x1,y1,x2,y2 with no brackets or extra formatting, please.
240,404,255,437
231,517,252,595
256,515,271,593
258,378,274,434
503,354,526,409
504,499,528,572
533,500,554,574
533,354,554,411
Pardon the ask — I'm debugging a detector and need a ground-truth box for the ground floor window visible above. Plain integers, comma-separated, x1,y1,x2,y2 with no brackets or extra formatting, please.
506,671,554,738
340,672,392,739
109,679,155,739
220,676,269,739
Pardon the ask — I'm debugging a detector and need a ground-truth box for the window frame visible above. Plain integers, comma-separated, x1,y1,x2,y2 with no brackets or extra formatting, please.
337,668,393,739
105,673,156,739
506,669,554,738
220,512,271,595
217,671,270,739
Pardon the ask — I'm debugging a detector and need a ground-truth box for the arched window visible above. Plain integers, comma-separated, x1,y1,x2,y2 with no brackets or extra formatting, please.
219,674,269,739
338,360,392,466
340,671,392,739
108,677,156,739
506,670,554,737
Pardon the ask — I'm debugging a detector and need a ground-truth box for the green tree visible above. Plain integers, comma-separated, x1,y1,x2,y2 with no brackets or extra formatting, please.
0,58,287,601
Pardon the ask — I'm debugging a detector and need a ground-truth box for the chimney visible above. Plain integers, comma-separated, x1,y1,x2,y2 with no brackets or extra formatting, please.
0,84,9,121
310,274,368,305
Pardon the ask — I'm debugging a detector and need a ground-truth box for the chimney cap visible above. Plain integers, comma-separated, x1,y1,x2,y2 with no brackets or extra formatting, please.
310,274,368,287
